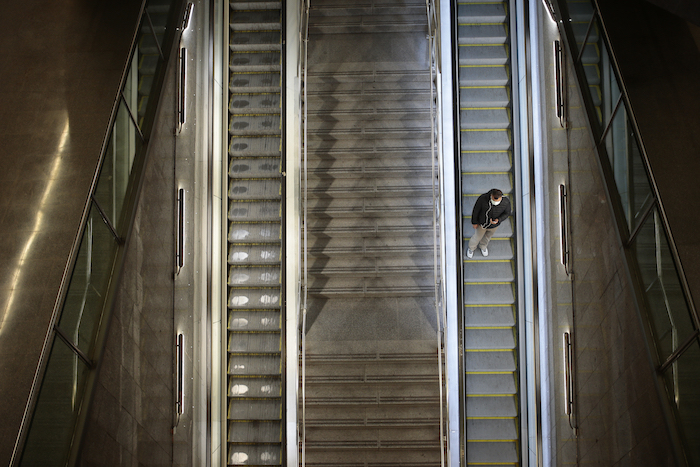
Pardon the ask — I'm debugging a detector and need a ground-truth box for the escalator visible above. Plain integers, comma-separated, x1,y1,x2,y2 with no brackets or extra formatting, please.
301,1,443,465
456,1,520,464
226,1,284,465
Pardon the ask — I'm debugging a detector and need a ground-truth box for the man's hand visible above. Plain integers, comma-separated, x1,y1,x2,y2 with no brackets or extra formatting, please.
490,219,499,225
472,224,478,229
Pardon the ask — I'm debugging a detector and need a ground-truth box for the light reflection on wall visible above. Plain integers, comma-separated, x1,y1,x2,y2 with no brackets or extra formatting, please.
0,117,69,334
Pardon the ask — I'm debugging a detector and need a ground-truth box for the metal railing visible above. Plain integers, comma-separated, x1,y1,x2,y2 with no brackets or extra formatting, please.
10,1,187,465
552,0,699,463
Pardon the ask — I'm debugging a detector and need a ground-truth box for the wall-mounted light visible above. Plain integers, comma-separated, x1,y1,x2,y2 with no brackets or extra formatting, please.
176,188,185,273
176,333,185,415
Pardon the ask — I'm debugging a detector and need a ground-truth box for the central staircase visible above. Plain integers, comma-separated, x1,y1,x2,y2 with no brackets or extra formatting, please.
301,1,443,465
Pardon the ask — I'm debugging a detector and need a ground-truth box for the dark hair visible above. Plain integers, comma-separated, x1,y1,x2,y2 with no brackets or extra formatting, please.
490,189,503,198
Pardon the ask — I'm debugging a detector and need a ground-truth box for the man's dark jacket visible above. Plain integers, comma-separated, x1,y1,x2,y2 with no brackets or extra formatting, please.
471,192,512,229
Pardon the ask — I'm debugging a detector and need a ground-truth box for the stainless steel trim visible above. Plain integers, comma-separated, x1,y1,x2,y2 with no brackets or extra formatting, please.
54,325,94,368
177,187,185,272
176,333,185,415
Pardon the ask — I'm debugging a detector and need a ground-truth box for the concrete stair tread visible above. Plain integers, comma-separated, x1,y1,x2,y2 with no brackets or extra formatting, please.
307,196,433,217
306,216,432,236
307,178,434,197
308,137,430,153
307,256,435,276
306,236,434,256
308,276,435,296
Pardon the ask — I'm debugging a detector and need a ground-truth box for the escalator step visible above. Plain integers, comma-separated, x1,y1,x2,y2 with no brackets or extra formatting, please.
228,398,282,420
228,221,281,242
465,350,516,372
227,443,282,466
228,265,281,286
229,157,281,178
227,420,282,442
229,375,282,397
228,179,281,200
229,114,281,134
228,244,281,265
229,310,281,331
228,200,281,221
228,287,281,309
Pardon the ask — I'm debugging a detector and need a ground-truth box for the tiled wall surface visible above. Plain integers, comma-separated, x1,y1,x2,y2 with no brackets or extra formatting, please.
78,52,178,467
543,7,678,464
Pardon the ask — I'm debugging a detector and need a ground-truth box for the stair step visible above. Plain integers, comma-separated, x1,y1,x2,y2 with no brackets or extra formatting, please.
308,119,430,139
228,398,282,420
307,196,433,217
459,44,508,65
229,157,281,178
460,86,510,107
464,283,515,305
228,243,280,265
228,265,281,286
228,287,281,309
464,350,515,372
302,450,440,466
466,373,517,395
464,328,516,350
309,15,428,34
228,310,281,331
228,331,281,353
230,10,281,28
306,177,433,198
461,172,513,194
457,2,507,23
457,24,508,44
227,420,281,442
461,128,511,151
228,221,281,243
226,444,282,467
463,238,513,259
465,395,517,417
310,2,425,17
461,150,512,172
229,93,281,114
466,441,519,464
304,426,439,445
307,256,434,277
228,179,281,200
306,236,433,256
461,107,510,129
229,114,281,135
308,137,430,154
229,71,280,93
305,382,439,400
463,305,515,327
228,354,281,375
463,260,514,281
230,1,282,10
308,276,435,296
228,200,281,221
308,158,432,178
306,216,432,237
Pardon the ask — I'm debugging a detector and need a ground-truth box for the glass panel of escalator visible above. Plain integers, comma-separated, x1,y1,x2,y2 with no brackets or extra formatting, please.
633,208,695,360
145,0,172,50
94,99,143,230
19,336,90,467
58,202,118,354
136,12,164,127
664,340,700,465
565,0,595,55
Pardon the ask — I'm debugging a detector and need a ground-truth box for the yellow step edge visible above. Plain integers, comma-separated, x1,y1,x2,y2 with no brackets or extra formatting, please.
465,349,515,353
463,259,512,263
230,50,280,53
461,128,510,132
466,394,516,397
466,371,514,375
459,85,507,88
466,416,517,420
464,281,512,285
463,304,514,308
467,439,518,443
459,64,508,68
458,22,507,26
230,134,281,138
460,107,509,110
459,43,508,47
462,171,511,175
465,326,512,329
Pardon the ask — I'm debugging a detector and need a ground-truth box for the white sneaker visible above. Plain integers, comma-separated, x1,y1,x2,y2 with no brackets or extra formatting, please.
480,247,489,257
466,248,474,259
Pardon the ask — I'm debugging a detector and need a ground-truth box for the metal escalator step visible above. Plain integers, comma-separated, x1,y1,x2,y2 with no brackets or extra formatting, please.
466,441,519,464
583,63,600,85
461,128,511,151
460,86,510,107
227,443,282,466
567,1,595,22
228,354,281,375
461,172,512,194
466,373,516,395
228,265,281,286
457,2,507,22
465,395,517,417
460,64,509,86
306,216,433,237
229,331,281,353
457,24,508,44
461,195,513,216
463,305,515,327
229,136,281,157
463,261,514,282
229,71,280,93
464,283,514,305
229,93,281,114
462,239,513,260
580,43,600,64
227,420,282,442
230,1,282,11
228,179,281,200
460,108,510,129
229,310,281,331
228,287,281,309
230,30,281,53
467,417,518,440
229,114,281,135
138,53,158,75
461,150,512,172
230,50,280,70
462,217,513,238
228,244,281,265
229,375,282,397
307,236,433,257
230,9,281,26
228,200,281,221
465,350,515,372
307,196,433,217
228,398,282,420
459,44,508,65
464,328,515,350
228,221,281,242
229,157,280,178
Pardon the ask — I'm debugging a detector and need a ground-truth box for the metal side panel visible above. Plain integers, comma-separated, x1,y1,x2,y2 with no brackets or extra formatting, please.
226,1,285,466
